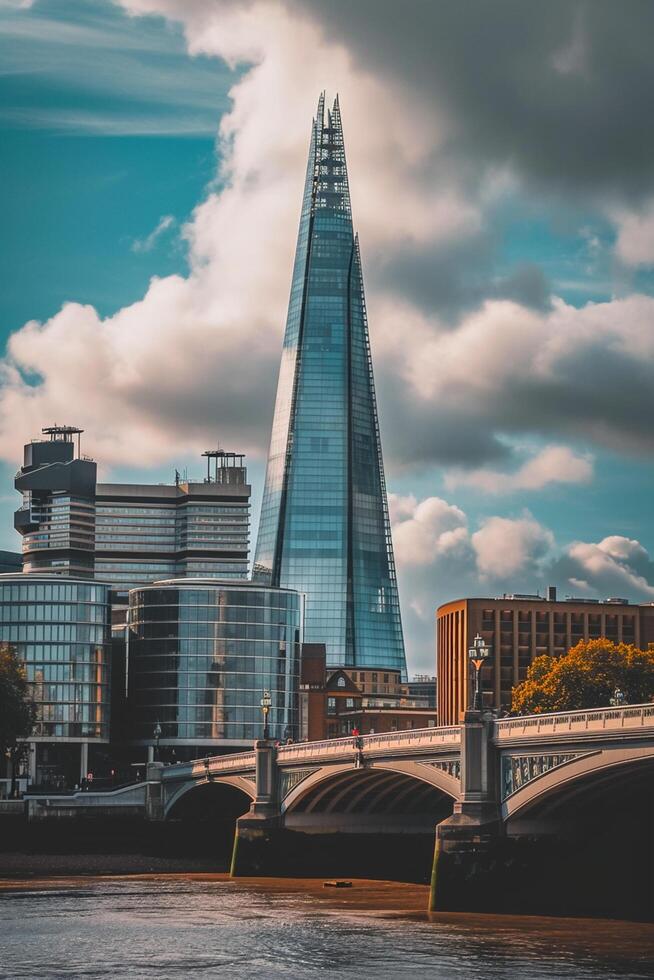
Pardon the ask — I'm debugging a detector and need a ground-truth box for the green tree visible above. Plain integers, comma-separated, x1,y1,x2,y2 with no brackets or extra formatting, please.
511,638,654,714
0,644,36,793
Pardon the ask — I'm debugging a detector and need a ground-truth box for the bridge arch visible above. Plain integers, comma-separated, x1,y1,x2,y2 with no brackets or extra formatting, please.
503,746,654,826
164,774,255,821
282,760,458,828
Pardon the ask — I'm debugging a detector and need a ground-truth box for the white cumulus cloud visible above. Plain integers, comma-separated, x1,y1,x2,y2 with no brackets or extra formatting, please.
445,445,593,495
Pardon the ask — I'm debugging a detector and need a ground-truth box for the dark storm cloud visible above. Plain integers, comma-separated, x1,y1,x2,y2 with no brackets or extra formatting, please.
375,367,513,470
370,233,552,321
292,0,654,201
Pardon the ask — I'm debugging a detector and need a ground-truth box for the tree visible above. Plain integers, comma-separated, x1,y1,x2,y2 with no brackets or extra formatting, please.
0,644,36,794
511,638,654,714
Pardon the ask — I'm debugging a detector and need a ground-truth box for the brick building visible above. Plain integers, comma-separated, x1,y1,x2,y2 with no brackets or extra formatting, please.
437,591,654,725
300,650,437,738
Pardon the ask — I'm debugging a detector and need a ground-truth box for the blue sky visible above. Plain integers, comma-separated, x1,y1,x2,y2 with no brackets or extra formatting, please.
2,0,654,670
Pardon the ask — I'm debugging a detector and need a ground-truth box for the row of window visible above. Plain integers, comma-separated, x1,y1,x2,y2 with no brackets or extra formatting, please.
0,583,108,603
0,603,106,623
0,624,107,643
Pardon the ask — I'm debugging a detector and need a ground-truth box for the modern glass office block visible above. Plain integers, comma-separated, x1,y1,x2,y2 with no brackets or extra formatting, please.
127,579,302,749
0,574,111,788
254,94,406,675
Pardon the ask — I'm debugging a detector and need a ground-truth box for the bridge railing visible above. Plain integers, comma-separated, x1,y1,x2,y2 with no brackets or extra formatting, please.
276,725,460,765
494,702,654,742
161,750,256,781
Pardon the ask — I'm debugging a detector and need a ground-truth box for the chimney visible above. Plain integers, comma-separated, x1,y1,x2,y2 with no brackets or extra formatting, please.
547,585,557,602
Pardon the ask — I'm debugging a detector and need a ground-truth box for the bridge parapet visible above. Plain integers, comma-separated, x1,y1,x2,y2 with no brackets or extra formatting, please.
494,703,654,744
276,726,461,767
160,750,256,783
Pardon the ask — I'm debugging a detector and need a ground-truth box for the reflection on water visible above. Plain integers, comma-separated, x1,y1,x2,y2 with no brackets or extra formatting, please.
0,876,652,980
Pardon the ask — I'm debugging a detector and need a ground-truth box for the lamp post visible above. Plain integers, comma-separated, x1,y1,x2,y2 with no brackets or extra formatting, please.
468,633,491,712
609,687,625,707
260,690,272,741
153,721,162,762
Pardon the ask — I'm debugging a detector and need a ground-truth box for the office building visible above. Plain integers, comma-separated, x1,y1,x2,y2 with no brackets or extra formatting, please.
14,429,250,590
127,579,303,758
14,425,96,578
407,675,437,709
0,552,22,573
254,94,406,676
437,591,654,725
0,574,111,788
96,451,250,590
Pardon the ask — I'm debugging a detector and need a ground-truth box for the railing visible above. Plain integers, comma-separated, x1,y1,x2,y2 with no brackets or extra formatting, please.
276,726,460,765
27,781,148,806
494,703,654,742
162,750,256,781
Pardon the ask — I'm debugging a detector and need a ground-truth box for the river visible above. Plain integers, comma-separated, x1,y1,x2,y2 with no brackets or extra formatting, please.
1,875,653,979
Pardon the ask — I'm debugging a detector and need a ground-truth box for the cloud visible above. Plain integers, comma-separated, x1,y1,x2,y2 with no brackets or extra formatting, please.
372,293,654,467
0,1,233,136
131,215,176,253
292,0,654,200
556,536,654,601
613,200,654,267
471,515,554,579
445,445,593,495
0,0,652,478
389,495,654,670
390,494,469,567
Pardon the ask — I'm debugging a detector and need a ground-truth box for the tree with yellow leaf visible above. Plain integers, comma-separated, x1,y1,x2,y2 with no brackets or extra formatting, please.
511,638,654,714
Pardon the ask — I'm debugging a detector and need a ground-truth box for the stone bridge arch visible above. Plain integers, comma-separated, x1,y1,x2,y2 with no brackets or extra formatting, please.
503,745,654,828
164,773,256,820
282,759,459,832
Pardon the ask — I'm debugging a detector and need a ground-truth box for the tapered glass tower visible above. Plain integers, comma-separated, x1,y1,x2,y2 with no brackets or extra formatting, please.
254,94,406,675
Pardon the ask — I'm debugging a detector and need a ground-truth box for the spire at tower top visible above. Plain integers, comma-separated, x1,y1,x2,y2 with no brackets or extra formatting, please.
311,91,351,218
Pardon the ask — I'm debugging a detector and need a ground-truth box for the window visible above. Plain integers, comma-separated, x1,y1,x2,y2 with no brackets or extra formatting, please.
327,697,336,714
337,676,345,688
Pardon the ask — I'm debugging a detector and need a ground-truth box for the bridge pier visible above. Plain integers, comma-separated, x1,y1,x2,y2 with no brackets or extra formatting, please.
230,741,282,877
145,762,165,821
430,710,503,912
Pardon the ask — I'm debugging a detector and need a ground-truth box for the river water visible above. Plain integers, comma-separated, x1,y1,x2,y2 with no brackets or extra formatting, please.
0,875,652,980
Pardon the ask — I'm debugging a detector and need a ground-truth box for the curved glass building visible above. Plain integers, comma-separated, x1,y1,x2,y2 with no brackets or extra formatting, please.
254,94,406,676
127,580,303,755
0,574,111,789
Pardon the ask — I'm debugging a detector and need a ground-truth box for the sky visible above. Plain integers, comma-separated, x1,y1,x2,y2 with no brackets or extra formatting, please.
2,0,654,673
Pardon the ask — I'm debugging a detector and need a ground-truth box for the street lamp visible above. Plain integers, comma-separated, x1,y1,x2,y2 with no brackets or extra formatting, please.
153,720,162,761
468,633,491,712
609,687,625,707
260,690,272,740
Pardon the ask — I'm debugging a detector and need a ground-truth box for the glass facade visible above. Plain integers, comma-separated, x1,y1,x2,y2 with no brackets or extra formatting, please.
254,94,406,675
128,580,302,746
0,575,111,741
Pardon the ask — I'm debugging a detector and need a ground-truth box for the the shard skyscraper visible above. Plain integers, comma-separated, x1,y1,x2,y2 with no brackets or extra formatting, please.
254,94,406,676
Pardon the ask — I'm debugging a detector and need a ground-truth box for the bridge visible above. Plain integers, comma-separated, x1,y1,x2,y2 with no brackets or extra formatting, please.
26,702,654,917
